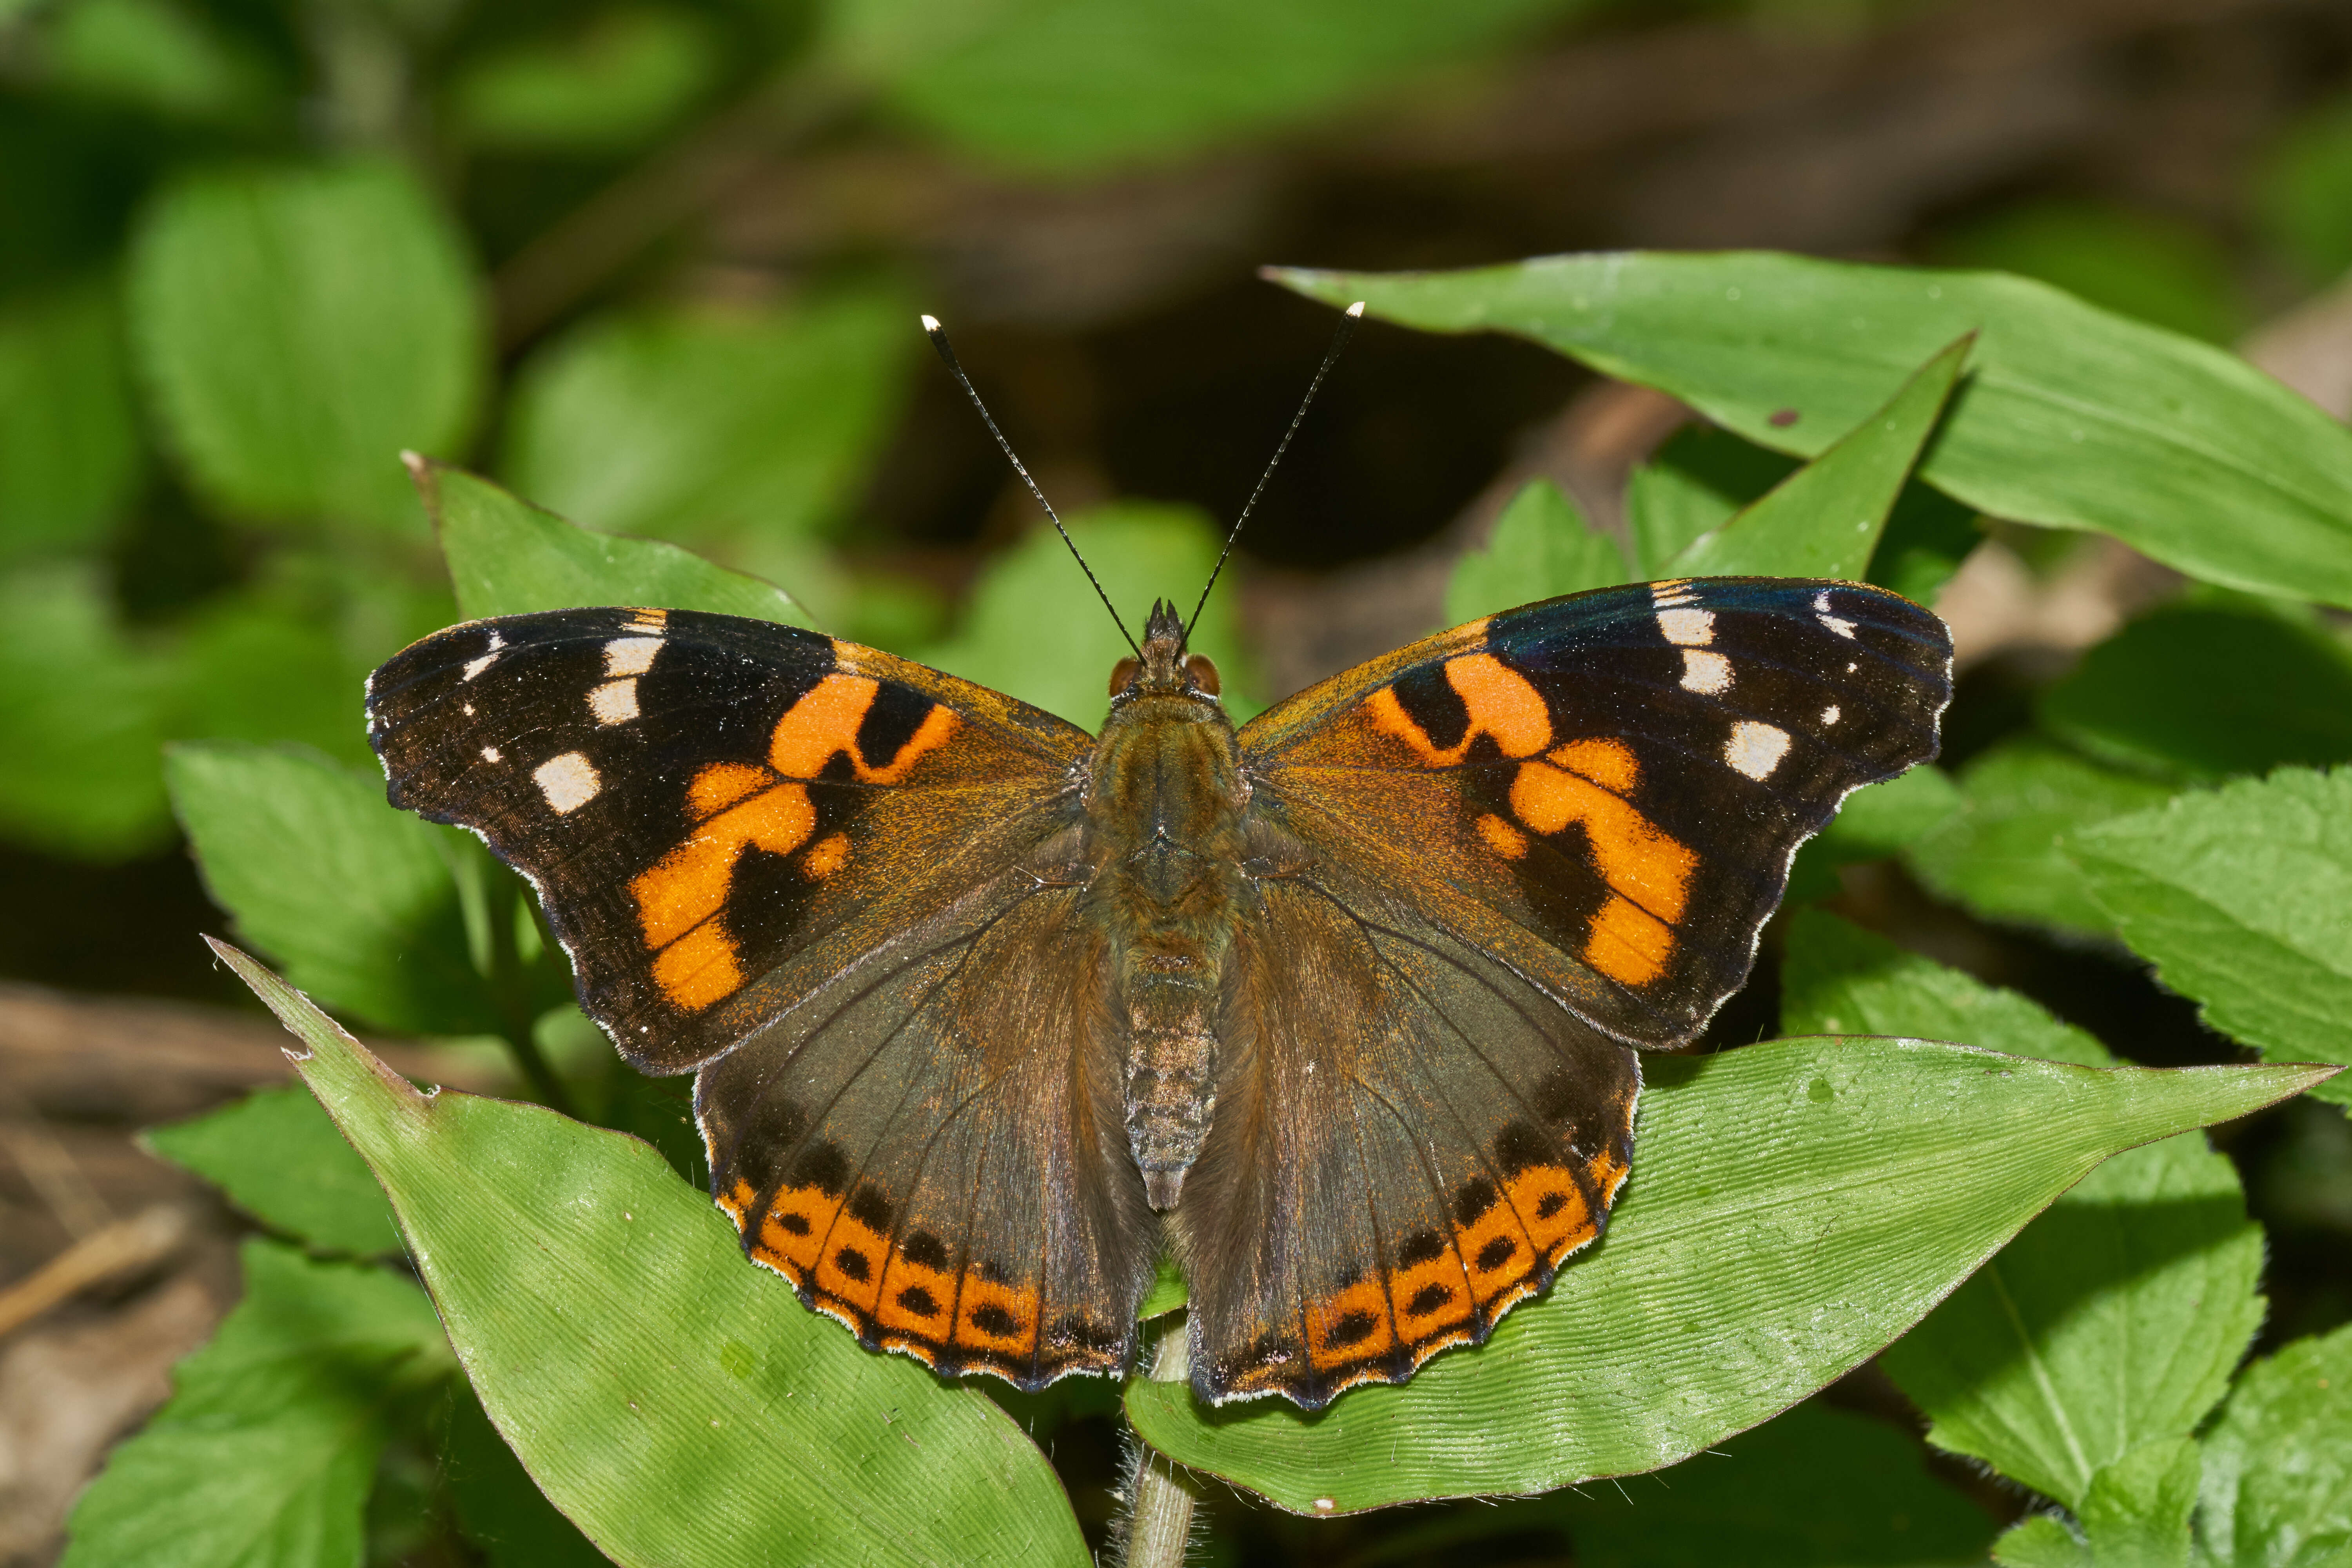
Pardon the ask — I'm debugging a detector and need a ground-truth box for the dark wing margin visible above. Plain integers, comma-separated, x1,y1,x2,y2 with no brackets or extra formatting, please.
365,607,1092,1074
1236,577,1953,1048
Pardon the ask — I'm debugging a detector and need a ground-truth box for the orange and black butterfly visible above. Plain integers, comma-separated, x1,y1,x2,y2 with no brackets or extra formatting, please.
366,568,1949,1407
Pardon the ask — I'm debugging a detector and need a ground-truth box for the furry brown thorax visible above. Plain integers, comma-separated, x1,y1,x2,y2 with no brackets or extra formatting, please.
1088,600,1242,1208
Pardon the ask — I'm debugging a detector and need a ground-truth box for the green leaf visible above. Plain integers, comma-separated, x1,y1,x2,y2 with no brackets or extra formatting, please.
129,160,484,531
2198,1321,2352,1566
62,1239,451,1568
1138,1254,1189,1321
216,942,1091,1568
1667,334,1970,581
920,501,1256,728
146,1084,401,1256
170,592,378,768
1784,764,1963,904
43,0,283,127
1929,199,2243,344
2039,603,2352,782
501,286,911,545
441,1382,608,1568
1998,1516,2091,1568
2255,91,2352,285
2080,1437,2200,1568
0,275,142,558
1907,737,2178,938
1126,1035,2320,1514
1275,253,2352,608
0,562,172,858
836,0,1579,172
1443,477,1626,628
167,741,507,1036
2072,767,2352,1107
446,7,717,152
419,461,810,626
1624,424,1797,577
1784,915,2267,1512
1870,478,1982,608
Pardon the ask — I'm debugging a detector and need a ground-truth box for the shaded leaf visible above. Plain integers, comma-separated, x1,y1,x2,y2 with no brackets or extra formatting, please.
0,275,142,558
2198,1321,2352,1566
419,461,809,627
2079,1436,2200,1568
446,7,717,152
501,287,911,545
1276,254,2352,608
1127,1033,2320,1513
1784,914,2266,1511
62,1239,451,1567
129,160,483,531
1907,737,2177,938
1668,334,1969,580
2254,92,2352,285
170,591,377,768
1443,477,1626,628
216,943,1092,1568
167,741,507,1036
1624,423,1796,577
42,0,283,127
1929,199,2242,344
2039,602,2352,782
1997,1516,2090,1568
2073,767,2352,1106
919,501,1256,727
1785,764,1963,904
440,1382,608,1568
146,1083,401,1256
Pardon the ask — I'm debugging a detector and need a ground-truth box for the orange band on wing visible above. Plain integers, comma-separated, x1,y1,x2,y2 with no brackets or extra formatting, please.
1363,653,1553,767
768,671,961,784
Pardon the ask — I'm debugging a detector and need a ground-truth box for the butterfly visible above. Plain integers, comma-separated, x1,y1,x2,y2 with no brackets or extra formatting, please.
364,573,1951,1409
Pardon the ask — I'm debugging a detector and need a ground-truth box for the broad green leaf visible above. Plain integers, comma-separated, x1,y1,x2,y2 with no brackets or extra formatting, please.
1276,254,2352,608
1784,914,2267,1512
1930,199,2242,343
419,461,809,627
919,502,1256,728
441,1383,608,1568
43,0,283,126
62,1239,451,1567
167,742,508,1036
129,160,484,531
1126,1035,2321,1514
0,276,142,557
146,1084,401,1256
2039,603,2352,782
446,7,717,152
836,0,1579,172
2255,92,2352,285
1997,1516,2089,1568
2079,1437,2200,1568
2073,767,2352,1107
1624,424,1797,577
2198,1322,2352,1566
170,592,377,768
216,942,1091,1568
1668,335,1969,580
1784,764,1963,904
1362,1399,1992,1566
0,562,172,858
1443,477,1626,628
1907,737,2178,938
501,286,911,544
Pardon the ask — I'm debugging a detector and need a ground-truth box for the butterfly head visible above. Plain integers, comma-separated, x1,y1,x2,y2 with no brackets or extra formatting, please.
1109,598,1220,703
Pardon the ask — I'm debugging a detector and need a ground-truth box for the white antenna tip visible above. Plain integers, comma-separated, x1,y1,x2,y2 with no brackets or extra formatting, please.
920,314,942,332
1345,300,1366,317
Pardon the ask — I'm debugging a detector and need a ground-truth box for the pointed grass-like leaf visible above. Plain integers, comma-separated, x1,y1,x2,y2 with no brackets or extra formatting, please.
1445,478,1628,627
1275,253,2352,607
1125,1034,2326,1514
211,940,1089,1568
2072,766,2352,1106
1786,913,2266,1510
1666,334,1969,581
415,459,810,626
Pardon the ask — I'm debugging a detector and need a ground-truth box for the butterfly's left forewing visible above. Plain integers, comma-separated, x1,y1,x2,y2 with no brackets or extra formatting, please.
1181,578,1952,1405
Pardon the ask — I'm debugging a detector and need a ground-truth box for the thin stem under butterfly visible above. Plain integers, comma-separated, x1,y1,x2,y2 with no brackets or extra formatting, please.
921,315,1142,660
1185,299,1364,642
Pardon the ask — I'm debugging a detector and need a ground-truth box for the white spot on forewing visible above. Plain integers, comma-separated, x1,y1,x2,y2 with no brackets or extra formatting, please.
481,745,502,762
1657,608,1715,646
1679,649,1733,695
1725,721,1791,780
604,636,662,676
534,752,601,813
462,654,497,681
589,678,640,726
462,703,474,716
1821,705,1841,726
1650,582,1698,608
1817,614,1857,639
1813,590,1832,612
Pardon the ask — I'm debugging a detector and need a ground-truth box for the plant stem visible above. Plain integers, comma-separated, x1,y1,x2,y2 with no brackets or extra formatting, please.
1124,1323,1201,1568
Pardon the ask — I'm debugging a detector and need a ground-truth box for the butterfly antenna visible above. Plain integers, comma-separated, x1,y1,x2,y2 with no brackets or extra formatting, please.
922,314,1140,659
1186,300,1364,640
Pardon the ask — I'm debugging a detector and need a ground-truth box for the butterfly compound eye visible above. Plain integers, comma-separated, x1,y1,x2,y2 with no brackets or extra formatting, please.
1109,657,1140,697
1185,654,1221,696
